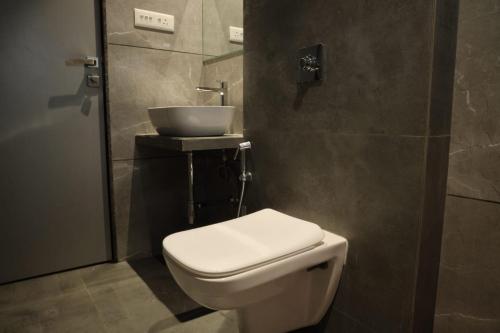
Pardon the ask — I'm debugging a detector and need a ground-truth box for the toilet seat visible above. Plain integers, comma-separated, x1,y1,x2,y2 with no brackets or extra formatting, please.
162,209,348,332
163,209,325,278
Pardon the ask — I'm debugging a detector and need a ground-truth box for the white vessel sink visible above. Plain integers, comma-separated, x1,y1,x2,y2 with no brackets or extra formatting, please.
148,106,235,137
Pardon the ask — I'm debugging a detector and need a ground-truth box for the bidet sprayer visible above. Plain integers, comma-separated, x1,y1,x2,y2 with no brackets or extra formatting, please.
235,141,251,154
234,141,252,180
234,141,252,217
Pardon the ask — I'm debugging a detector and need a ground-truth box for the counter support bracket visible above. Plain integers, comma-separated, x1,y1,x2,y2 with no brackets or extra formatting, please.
135,134,245,225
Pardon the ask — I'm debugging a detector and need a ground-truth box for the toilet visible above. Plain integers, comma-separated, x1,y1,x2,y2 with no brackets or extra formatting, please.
162,209,348,333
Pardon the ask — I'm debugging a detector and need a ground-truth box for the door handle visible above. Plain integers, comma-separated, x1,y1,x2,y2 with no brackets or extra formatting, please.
65,56,99,69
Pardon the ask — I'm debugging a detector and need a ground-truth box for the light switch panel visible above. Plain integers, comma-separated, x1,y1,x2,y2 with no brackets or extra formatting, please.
229,26,244,43
134,8,174,33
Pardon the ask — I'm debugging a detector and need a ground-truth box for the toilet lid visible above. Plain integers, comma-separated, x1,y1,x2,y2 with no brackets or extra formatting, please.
162,209,325,277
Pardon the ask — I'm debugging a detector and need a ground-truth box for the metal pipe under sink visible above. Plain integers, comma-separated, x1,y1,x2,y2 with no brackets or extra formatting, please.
187,152,195,225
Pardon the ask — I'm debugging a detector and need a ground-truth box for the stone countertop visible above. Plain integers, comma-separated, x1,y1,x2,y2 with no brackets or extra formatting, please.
135,134,245,152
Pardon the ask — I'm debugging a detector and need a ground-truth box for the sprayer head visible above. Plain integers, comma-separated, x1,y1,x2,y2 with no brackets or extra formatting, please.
234,141,252,160
239,141,252,150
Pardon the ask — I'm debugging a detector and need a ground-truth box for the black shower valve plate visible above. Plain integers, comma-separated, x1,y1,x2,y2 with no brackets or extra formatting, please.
297,44,325,83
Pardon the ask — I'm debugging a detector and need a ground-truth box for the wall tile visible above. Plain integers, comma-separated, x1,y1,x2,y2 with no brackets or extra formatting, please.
448,144,500,202
435,2,500,331
107,44,203,160
244,129,426,332
200,54,243,134
106,0,202,54
105,1,244,259
244,0,435,136
446,6,500,202
244,0,455,331
434,196,500,333
112,157,188,260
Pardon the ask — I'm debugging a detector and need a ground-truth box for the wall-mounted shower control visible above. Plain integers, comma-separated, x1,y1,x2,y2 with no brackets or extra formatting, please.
134,8,175,33
297,44,325,83
299,55,320,73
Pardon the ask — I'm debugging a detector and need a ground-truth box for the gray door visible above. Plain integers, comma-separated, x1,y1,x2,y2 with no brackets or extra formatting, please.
0,0,112,284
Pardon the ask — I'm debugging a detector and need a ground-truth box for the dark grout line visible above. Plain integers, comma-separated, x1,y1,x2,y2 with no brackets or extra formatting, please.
108,42,205,57
243,130,437,139
203,50,244,65
447,193,500,205
111,155,185,162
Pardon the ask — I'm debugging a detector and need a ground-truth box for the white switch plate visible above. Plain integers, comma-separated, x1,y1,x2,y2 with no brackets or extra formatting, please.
134,8,174,33
229,26,243,43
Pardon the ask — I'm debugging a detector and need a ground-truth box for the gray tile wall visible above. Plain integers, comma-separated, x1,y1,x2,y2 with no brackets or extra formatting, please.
434,1,500,332
107,44,203,161
200,54,243,134
106,0,202,54
445,0,500,202
434,197,500,333
244,0,457,331
104,0,243,260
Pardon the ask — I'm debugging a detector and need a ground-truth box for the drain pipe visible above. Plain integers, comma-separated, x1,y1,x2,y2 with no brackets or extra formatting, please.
234,141,252,217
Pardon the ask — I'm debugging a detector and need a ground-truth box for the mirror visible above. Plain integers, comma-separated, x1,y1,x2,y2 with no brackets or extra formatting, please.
202,0,243,61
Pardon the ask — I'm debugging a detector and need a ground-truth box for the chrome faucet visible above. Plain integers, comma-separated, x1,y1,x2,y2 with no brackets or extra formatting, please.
196,81,227,106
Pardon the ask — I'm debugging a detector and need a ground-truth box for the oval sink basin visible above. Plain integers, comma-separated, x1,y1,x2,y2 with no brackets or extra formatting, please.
148,106,235,137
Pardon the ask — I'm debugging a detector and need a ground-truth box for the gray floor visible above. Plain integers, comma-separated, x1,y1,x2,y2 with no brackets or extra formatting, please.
0,258,238,333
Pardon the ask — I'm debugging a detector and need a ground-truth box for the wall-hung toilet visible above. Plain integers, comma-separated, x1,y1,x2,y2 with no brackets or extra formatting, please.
162,209,348,333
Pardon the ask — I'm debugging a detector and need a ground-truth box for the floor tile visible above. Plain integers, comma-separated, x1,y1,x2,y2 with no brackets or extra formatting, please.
158,311,238,333
0,258,214,333
0,289,106,333
78,261,138,288
0,270,86,311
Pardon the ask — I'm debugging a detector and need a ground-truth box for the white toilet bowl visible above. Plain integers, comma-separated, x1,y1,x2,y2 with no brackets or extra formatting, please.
162,209,348,333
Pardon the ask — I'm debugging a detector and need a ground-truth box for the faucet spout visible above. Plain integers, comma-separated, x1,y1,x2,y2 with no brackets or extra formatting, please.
195,81,227,106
